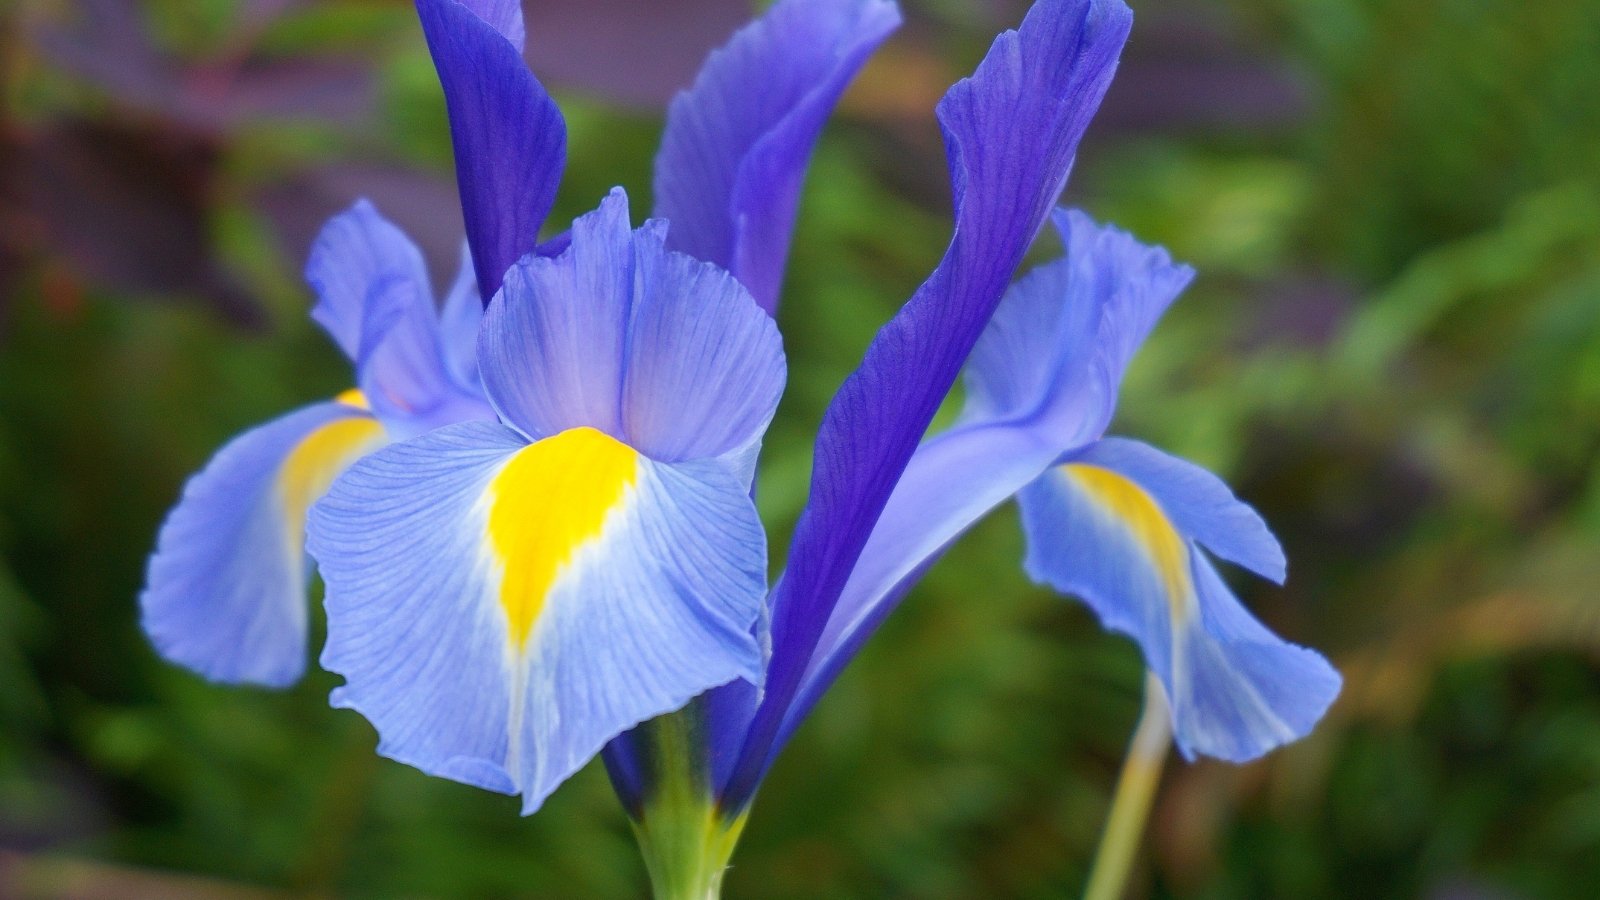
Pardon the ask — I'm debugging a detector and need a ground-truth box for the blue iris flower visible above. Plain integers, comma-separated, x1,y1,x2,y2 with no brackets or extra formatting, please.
790,209,1343,770
141,202,493,686
139,0,891,692
143,0,1340,844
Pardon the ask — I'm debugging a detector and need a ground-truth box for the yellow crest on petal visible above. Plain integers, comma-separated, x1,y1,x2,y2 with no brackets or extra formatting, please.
1062,463,1191,619
334,388,371,410
278,413,386,548
488,427,640,648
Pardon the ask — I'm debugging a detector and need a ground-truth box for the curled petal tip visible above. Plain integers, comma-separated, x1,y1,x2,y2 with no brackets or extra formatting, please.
1018,453,1333,764
654,0,901,313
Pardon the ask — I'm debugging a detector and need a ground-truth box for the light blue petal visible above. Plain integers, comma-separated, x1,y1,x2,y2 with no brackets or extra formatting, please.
438,241,484,392
1071,437,1286,583
963,208,1194,445
780,423,1061,748
620,231,786,463
1173,557,1341,762
355,278,489,437
1017,459,1338,761
480,188,784,463
309,422,768,813
305,199,431,365
142,400,383,687
478,192,635,442
654,0,900,314
306,201,491,436
960,248,1089,425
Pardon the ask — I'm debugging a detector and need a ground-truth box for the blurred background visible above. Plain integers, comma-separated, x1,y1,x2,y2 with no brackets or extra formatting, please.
2,0,1598,896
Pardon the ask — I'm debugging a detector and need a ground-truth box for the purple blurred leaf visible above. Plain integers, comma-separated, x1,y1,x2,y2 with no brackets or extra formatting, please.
523,0,754,107
30,0,374,131
200,58,376,128
231,0,312,37
29,0,175,120
256,165,466,296
7,119,259,324
1247,273,1359,349
1092,6,1309,133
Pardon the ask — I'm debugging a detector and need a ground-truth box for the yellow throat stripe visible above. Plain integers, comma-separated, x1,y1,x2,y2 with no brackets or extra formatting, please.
1063,463,1192,617
334,388,370,410
278,410,385,548
488,427,640,648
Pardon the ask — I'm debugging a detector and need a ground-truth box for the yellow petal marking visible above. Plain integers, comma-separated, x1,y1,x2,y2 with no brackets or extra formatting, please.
277,413,386,551
1063,463,1192,621
488,427,640,648
334,388,371,410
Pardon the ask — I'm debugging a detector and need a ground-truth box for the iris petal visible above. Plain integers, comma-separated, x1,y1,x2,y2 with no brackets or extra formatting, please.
307,201,492,436
775,210,1194,754
721,0,1133,809
437,241,484,392
1017,455,1339,761
452,0,524,52
310,422,768,813
1070,438,1286,583
654,0,901,314
305,199,431,367
142,401,384,686
480,189,785,465
418,0,565,301
963,208,1193,444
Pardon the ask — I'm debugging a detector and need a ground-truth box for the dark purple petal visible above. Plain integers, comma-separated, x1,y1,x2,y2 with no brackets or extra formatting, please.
718,0,1132,810
454,0,526,52
776,425,1054,753
416,0,565,303
653,0,901,314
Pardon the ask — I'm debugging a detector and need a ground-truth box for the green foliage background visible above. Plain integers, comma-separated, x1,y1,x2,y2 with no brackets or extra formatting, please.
3,0,1599,896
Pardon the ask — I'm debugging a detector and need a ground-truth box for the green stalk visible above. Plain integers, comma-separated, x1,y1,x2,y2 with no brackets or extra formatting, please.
630,709,749,900
1083,672,1172,900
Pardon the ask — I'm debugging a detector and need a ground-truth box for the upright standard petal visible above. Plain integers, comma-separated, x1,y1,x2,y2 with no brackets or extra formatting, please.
306,202,492,437
453,0,524,51
437,241,484,391
480,189,785,465
305,199,431,364
963,208,1193,445
418,0,565,301
720,0,1133,809
1017,444,1340,761
142,398,383,686
653,0,901,314
777,210,1192,751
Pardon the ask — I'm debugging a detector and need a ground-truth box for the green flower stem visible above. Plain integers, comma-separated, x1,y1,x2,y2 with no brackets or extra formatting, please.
1084,672,1172,900
630,709,748,900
